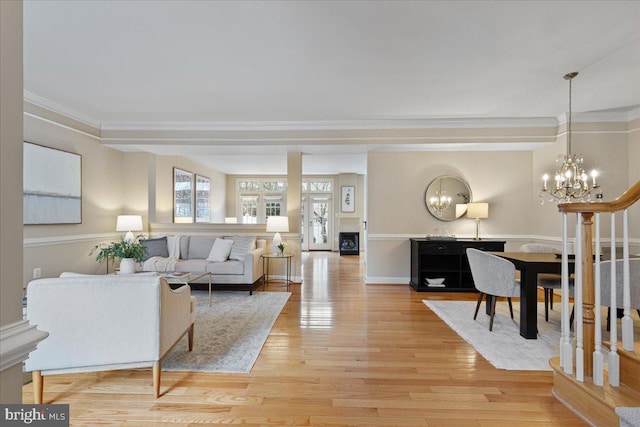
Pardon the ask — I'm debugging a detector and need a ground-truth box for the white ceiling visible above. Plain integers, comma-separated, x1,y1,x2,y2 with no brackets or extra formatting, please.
23,1,640,175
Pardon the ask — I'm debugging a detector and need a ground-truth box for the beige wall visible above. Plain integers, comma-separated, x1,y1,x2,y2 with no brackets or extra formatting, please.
123,152,152,223
22,115,126,281
365,150,532,282
1,0,24,403
153,156,226,224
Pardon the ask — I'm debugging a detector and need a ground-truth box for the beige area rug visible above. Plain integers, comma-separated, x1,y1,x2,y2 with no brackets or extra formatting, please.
424,300,639,371
163,290,290,373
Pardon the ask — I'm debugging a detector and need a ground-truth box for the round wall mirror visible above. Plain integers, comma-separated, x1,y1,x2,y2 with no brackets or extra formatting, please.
425,175,472,221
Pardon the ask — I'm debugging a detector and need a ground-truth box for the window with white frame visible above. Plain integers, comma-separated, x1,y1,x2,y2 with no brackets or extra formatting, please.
304,180,333,193
241,196,258,224
236,179,287,223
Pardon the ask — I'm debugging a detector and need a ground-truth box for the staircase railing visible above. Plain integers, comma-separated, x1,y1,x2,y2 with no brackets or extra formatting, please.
557,180,640,385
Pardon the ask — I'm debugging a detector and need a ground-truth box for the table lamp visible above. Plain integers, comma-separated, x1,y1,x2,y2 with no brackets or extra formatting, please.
266,216,289,253
466,203,489,240
116,215,143,243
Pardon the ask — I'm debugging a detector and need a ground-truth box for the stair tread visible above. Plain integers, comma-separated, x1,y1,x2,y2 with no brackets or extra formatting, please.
551,357,640,408
604,340,640,359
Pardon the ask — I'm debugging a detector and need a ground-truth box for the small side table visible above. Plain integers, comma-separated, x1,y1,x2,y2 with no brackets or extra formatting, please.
261,253,293,291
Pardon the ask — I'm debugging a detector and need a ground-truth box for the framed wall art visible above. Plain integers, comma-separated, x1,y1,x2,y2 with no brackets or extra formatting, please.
341,186,355,213
173,168,194,223
195,174,211,223
23,142,82,224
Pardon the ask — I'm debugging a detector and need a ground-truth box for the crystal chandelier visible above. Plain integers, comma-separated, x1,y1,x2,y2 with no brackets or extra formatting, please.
539,72,602,204
429,180,452,217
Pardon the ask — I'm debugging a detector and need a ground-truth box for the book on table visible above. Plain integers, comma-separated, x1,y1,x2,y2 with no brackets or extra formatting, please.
162,271,189,278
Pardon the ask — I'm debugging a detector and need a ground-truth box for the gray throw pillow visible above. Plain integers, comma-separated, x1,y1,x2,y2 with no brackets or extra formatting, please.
140,236,169,261
228,235,256,261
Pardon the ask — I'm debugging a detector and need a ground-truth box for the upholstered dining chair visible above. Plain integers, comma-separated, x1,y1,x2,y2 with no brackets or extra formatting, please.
598,258,640,331
520,243,575,322
467,248,520,331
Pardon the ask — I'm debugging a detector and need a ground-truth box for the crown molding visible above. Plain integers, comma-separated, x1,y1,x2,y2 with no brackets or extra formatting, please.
628,106,640,121
24,91,102,129
100,117,558,132
23,91,638,136
556,106,640,125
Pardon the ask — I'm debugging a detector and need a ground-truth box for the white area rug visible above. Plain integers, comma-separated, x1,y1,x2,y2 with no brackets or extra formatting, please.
424,300,640,371
163,290,290,373
424,300,562,371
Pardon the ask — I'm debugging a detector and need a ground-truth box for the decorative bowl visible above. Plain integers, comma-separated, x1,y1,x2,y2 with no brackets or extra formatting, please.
425,278,445,286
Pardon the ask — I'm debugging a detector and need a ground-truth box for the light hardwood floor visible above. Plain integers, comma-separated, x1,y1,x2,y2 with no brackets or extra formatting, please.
22,252,586,426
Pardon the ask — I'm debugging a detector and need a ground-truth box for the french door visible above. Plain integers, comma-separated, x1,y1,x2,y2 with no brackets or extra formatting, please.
301,195,332,251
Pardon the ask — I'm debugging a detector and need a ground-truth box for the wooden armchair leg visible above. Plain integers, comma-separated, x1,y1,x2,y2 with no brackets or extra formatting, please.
188,323,194,352
32,370,43,404
507,298,514,319
153,361,161,398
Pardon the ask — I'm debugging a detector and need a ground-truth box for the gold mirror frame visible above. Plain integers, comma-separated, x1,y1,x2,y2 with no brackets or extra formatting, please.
425,175,472,222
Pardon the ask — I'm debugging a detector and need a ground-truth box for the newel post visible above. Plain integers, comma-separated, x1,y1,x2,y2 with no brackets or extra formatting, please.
580,212,595,377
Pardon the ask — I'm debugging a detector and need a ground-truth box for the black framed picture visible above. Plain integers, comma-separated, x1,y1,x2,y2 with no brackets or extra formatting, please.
173,168,194,223
195,174,210,223
341,186,355,213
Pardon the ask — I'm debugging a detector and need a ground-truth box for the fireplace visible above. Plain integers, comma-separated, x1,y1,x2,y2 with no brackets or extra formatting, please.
339,232,359,256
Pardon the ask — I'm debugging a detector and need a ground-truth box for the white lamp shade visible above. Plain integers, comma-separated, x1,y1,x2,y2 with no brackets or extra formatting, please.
466,203,489,219
116,215,143,232
266,216,289,233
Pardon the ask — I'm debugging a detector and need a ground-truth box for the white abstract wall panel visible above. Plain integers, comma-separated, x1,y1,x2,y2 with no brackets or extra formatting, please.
23,142,82,224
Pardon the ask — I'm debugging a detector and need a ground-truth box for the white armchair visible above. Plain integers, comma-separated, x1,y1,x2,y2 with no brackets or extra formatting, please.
25,274,195,403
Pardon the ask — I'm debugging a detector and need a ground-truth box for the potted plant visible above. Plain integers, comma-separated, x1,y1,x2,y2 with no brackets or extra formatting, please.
92,238,147,274
277,241,286,255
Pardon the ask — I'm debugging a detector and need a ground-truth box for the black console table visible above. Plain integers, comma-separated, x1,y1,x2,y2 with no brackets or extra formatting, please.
410,238,505,292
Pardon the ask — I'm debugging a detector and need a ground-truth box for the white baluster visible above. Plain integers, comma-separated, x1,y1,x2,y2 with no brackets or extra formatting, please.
622,209,633,350
593,213,604,386
561,212,573,374
609,213,620,386
575,213,584,381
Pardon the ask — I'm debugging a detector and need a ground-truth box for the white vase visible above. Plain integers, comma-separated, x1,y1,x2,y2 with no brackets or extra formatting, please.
119,258,136,275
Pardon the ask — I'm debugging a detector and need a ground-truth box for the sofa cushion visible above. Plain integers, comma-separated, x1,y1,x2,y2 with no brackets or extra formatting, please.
174,259,210,273
207,238,234,262
187,235,220,259
179,236,190,260
227,235,257,261
207,259,244,275
140,237,169,261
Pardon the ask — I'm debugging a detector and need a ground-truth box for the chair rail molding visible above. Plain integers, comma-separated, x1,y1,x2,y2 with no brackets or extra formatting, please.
0,320,48,372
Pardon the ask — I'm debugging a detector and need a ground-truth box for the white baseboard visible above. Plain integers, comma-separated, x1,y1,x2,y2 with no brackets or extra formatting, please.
365,276,409,285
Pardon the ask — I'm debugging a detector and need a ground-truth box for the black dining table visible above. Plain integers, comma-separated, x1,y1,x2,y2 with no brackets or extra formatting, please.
490,252,574,339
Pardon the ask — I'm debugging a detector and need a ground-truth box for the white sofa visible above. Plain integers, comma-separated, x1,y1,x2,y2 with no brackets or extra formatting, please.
25,274,195,403
139,235,266,294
